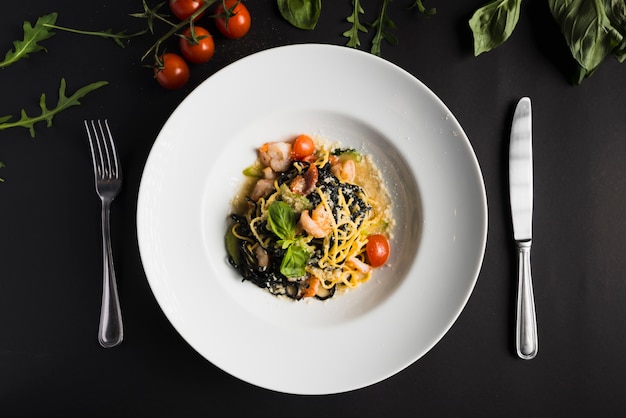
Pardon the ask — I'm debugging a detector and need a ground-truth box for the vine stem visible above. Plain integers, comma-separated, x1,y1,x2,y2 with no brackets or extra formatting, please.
43,24,147,40
142,0,220,62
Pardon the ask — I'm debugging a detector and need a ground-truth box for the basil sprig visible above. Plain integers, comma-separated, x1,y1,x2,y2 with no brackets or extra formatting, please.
268,201,297,242
468,0,522,57
281,245,309,278
277,0,322,30
469,0,626,84
267,201,310,278
549,0,626,84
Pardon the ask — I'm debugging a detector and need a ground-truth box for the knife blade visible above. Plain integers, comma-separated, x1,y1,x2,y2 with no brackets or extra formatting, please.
509,97,538,360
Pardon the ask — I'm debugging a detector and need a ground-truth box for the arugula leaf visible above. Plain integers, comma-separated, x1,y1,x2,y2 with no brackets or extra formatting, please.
277,0,322,30
468,0,522,56
343,0,368,48
130,0,166,35
370,0,398,57
409,0,437,16
0,13,58,68
549,0,626,84
0,162,5,182
0,78,108,137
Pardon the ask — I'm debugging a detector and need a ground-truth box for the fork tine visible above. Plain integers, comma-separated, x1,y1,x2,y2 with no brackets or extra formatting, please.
98,120,115,180
84,120,103,180
85,120,120,181
95,121,110,179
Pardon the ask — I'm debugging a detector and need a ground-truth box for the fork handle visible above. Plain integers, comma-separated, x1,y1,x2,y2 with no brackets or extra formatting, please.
99,200,124,348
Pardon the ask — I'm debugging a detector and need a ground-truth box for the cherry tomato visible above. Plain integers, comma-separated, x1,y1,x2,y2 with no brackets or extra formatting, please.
179,26,215,64
366,234,390,267
155,53,190,90
215,0,251,40
292,134,315,160
169,0,205,21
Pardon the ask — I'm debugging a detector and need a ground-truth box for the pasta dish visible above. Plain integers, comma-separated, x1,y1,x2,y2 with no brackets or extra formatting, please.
225,134,393,300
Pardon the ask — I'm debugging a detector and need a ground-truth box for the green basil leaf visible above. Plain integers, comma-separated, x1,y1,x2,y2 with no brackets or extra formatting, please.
597,0,626,63
610,0,626,62
549,0,626,84
267,201,296,241
225,226,241,266
242,161,263,177
468,0,522,56
277,0,322,30
280,244,309,278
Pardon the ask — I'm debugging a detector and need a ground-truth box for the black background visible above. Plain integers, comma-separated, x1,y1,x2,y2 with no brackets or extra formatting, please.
1,1,626,416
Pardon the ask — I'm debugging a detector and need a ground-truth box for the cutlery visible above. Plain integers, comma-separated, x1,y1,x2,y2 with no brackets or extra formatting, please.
84,120,124,348
509,97,538,360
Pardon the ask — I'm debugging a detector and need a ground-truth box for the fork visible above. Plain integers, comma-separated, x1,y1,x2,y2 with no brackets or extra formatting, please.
84,119,124,348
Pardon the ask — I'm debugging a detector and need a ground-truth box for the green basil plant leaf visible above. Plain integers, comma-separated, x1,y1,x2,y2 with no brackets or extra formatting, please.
609,0,626,62
280,244,309,278
549,0,626,84
268,201,296,241
469,0,522,56
277,0,322,30
224,226,242,266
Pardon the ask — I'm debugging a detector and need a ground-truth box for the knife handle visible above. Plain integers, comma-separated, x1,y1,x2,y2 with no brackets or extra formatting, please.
515,240,538,359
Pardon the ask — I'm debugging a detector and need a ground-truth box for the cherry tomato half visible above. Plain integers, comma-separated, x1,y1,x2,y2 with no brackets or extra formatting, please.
366,234,390,267
155,53,190,90
169,0,205,21
215,0,251,40
179,26,215,64
292,134,315,161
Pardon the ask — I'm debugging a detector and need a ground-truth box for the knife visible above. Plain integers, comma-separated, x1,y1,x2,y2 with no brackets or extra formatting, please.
509,97,538,360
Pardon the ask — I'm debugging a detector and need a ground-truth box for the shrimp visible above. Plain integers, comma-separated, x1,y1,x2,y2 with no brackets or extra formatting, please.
258,141,293,173
250,178,274,201
262,166,278,180
290,164,318,196
254,245,270,268
346,256,372,273
300,277,320,299
299,203,332,238
331,159,356,183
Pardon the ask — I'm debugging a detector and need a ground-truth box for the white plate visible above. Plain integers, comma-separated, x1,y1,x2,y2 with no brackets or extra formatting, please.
137,44,487,395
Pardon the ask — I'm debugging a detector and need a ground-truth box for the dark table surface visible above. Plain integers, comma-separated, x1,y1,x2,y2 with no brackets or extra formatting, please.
2,1,626,416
